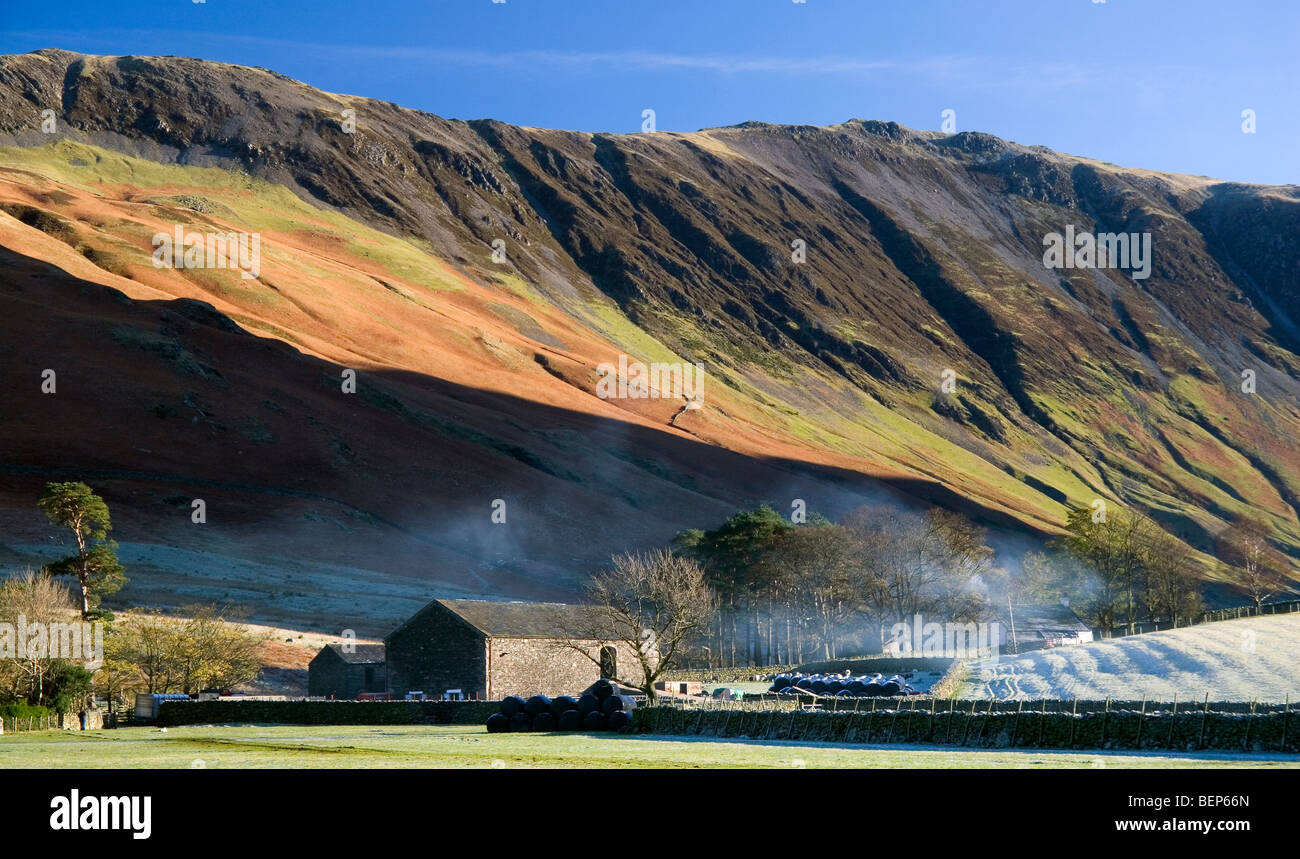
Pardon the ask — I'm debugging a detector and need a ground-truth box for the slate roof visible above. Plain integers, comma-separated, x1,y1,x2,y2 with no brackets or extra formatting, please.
321,643,386,664
433,598,606,639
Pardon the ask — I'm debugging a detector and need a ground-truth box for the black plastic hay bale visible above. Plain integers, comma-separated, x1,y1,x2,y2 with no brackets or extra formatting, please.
608,710,632,731
591,678,617,700
811,680,828,694
485,712,510,733
510,712,532,732
848,681,869,696
583,710,608,731
602,694,637,715
500,695,527,716
882,677,903,696
550,695,579,716
770,676,792,692
532,711,556,732
578,692,600,714
795,677,814,691
557,709,583,731
525,695,552,716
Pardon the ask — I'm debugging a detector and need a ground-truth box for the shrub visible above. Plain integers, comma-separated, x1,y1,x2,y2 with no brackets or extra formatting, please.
0,703,51,720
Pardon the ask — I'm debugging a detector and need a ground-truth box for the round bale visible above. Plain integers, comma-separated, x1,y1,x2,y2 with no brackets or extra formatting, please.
578,692,600,714
607,711,632,731
532,712,556,732
557,709,583,731
500,695,527,716
582,710,608,731
485,713,510,733
602,694,637,715
550,695,579,716
525,695,552,717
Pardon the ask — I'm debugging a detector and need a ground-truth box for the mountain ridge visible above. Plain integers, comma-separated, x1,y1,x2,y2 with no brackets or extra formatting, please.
0,49,1296,621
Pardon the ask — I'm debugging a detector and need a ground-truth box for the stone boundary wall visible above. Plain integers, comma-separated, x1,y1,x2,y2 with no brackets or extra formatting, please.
156,699,498,726
632,703,1299,753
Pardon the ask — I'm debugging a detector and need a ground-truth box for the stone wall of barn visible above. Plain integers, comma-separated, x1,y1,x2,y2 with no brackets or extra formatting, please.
308,652,386,699
487,638,643,698
385,605,488,699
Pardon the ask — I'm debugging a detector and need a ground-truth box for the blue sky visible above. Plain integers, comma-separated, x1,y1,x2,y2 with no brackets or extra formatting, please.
2,0,1296,184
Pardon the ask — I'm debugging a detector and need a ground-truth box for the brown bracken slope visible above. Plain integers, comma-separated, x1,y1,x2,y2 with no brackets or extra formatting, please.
0,50,1296,623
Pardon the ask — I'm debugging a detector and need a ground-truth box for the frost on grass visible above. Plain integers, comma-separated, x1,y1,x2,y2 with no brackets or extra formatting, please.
964,614,1300,702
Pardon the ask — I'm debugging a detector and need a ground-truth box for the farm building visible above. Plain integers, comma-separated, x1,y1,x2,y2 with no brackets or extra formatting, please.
384,598,645,700
307,643,387,698
998,602,1093,652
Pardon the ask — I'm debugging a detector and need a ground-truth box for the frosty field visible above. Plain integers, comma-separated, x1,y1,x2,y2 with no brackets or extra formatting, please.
1,724,1296,769
964,614,1300,702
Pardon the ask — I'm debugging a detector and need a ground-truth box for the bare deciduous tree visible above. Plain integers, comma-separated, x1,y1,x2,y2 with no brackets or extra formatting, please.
1217,517,1292,611
559,550,715,703
842,505,995,625
0,570,77,703
1143,530,1203,626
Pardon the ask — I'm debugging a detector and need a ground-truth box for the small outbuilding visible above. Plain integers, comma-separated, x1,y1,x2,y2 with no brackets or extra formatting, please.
307,643,387,699
999,602,1093,652
384,598,644,700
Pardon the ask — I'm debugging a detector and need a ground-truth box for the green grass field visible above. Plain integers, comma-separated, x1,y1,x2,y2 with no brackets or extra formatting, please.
2,725,1297,768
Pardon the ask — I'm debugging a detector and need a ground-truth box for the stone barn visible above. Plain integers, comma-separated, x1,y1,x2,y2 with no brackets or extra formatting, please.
384,599,644,700
307,643,386,698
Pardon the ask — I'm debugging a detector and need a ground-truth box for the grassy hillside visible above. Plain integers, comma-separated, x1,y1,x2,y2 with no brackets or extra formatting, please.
1,49,1298,614
963,613,1300,702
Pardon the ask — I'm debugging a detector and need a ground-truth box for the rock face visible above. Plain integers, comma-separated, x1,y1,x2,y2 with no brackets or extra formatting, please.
0,49,1296,611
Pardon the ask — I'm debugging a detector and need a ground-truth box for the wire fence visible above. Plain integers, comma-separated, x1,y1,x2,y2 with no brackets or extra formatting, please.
1092,599,1300,640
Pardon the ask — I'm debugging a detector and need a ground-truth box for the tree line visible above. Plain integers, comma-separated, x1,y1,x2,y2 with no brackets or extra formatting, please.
673,504,997,665
580,501,1295,676
0,482,265,715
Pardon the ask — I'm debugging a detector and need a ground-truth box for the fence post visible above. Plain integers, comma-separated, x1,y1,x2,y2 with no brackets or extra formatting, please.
1168,694,1178,748
1010,698,1023,748
1282,694,1291,753
960,699,976,746
1244,699,1256,752
1067,698,1077,749
1198,692,1210,750
1136,696,1146,749
1101,697,1110,747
